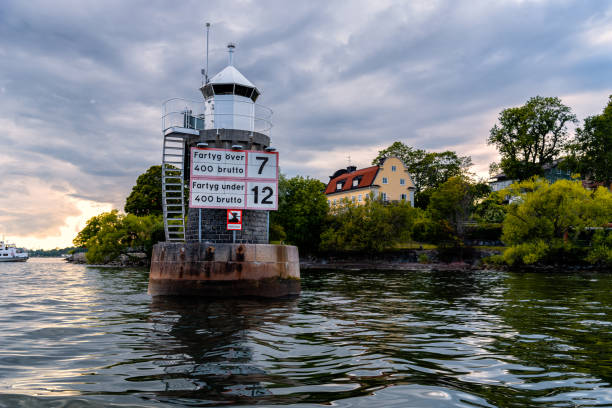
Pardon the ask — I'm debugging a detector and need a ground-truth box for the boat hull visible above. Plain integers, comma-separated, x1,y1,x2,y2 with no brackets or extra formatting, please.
0,257,28,262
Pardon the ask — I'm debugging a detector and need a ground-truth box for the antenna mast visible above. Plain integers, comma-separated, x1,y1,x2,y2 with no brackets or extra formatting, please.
205,22,210,84
227,42,236,66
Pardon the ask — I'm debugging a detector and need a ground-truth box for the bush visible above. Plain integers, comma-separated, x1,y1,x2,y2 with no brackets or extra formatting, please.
586,230,612,265
320,196,419,253
272,175,328,253
500,179,612,266
269,223,287,243
464,223,503,242
77,211,164,264
502,240,549,266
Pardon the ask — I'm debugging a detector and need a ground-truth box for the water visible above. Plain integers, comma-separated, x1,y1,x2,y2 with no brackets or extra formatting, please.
0,258,611,407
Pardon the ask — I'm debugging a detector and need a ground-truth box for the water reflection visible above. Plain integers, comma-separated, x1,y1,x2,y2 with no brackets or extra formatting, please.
496,272,612,405
1,260,612,407
146,297,303,404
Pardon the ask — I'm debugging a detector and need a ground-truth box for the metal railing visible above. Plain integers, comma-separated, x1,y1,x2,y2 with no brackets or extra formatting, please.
161,97,273,136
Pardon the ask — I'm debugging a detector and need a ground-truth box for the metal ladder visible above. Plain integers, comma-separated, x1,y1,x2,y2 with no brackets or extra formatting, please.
162,133,188,241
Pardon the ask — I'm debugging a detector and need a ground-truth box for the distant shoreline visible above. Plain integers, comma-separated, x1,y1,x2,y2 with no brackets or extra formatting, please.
300,261,609,273
300,261,480,272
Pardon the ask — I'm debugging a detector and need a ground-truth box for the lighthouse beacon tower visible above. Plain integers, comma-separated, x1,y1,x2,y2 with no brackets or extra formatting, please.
202,43,259,133
149,41,300,298
186,43,272,244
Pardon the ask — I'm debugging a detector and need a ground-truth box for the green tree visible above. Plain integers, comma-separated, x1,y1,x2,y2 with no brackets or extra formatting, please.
124,165,163,216
566,95,612,186
271,175,328,253
320,195,418,253
473,191,507,224
372,142,472,208
84,212,128,264
73,210,121,247
488,96,577,181
427,176,490,242
82,212,164,264
501,179,612,266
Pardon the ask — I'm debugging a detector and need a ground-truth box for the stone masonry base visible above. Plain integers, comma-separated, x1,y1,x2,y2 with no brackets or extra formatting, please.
149,242,300,298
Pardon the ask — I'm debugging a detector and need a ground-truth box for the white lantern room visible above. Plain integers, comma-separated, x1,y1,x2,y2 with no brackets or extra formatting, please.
200,43,261,133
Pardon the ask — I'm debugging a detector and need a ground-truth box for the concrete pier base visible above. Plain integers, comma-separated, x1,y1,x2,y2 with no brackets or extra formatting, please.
148,242,300,298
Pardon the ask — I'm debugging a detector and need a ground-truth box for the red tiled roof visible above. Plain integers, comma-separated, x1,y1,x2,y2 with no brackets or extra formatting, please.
325,166,379,195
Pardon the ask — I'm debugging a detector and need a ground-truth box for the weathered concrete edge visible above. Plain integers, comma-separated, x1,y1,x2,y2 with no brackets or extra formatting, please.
149,242,300,298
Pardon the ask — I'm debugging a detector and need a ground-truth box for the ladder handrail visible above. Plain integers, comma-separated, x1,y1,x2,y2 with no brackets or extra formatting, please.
161,132,188,242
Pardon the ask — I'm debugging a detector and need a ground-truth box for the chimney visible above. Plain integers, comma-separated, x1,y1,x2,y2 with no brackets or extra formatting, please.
347,165,357,173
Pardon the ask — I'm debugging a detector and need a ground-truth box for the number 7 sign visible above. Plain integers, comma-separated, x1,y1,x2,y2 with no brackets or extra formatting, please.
247,151,278,179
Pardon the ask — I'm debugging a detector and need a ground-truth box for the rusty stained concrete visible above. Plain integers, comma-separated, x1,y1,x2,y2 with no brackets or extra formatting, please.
149,242,300,298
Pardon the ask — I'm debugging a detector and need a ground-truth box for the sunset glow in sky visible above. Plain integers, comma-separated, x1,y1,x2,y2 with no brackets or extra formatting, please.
0,0,611,249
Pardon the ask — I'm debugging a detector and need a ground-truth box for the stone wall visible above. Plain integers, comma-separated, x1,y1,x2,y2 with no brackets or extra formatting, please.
185,208,268,243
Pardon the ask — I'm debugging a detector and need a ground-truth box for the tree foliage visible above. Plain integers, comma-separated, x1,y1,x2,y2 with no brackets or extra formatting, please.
271,175,328,253
426,176,491,242
501,179,612,266
372,141,473,208
473,191,507,224
320,195,419,253
77,211,164,264
73,210,121,248
488,96,577,181
566,95,612,186
124,165,163,216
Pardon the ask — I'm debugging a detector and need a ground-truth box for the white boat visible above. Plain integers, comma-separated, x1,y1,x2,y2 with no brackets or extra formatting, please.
0,241,28,262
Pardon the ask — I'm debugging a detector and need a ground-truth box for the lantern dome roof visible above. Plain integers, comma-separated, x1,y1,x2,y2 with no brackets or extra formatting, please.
209,65,256,88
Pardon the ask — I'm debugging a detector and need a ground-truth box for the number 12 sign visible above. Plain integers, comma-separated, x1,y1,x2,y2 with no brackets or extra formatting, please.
189,147,279,211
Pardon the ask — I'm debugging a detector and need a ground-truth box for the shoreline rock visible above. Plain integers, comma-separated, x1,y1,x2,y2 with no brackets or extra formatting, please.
300,260,482,271
65,251,150,267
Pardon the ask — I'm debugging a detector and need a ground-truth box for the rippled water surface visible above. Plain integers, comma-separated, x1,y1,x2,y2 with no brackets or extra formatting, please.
0,258,611,407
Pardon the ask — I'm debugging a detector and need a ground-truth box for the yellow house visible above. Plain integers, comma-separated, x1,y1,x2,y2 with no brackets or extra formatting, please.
324,157,415,207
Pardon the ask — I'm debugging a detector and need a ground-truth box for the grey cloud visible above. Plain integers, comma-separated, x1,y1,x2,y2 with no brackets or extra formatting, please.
0,0,611,244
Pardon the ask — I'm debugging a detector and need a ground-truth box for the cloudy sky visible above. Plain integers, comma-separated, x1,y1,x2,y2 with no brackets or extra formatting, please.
1,0,611,249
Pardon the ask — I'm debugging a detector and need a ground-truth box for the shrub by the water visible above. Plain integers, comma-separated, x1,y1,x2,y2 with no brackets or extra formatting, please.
271,175,328,254
320,195,419,253
500,179,612,267
74,210,164,264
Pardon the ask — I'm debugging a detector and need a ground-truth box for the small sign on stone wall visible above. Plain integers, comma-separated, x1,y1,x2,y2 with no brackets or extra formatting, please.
227,209,243,230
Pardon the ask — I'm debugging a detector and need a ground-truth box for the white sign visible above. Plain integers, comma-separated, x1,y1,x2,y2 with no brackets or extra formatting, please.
246,181,278,210
189,147,279,210
190,180,246,208
247,152,278,179
191,149,246,178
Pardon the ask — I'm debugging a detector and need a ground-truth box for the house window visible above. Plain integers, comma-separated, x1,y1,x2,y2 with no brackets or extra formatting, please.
391,165,397,172
382,177,388,184
352,196,356,202
336,182,343,191
381,192,387,201
358,194,362,201
333,199,337,205
400,178,405,185
352,178,359,187
401,193,407,200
